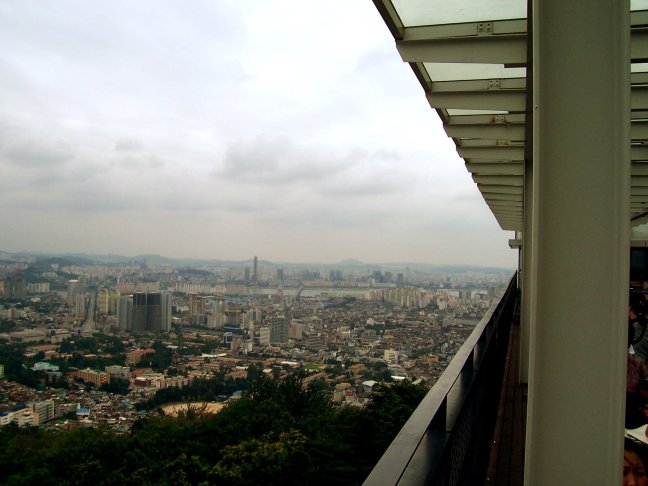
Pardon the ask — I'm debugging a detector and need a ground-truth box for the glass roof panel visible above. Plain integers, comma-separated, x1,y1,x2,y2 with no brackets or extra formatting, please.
423,63,526,82
393,0,526,27
632,1,648,11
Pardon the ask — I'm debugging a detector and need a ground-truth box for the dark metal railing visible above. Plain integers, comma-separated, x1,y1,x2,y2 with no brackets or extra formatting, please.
364,274,519,486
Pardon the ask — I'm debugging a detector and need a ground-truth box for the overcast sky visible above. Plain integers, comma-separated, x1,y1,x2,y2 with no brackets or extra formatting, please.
0,0,516,268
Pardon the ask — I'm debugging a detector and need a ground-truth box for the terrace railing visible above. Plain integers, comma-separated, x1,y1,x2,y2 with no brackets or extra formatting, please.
364,273,519,486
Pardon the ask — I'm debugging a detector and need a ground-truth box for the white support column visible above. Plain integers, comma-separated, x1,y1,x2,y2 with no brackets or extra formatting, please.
525,1,630,484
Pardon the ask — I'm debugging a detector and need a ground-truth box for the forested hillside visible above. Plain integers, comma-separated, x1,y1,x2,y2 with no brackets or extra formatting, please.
0,373,426,485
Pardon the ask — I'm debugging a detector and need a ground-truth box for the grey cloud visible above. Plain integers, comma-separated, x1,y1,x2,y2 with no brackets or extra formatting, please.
3,185,136,212
449,188,484,202
111,154,166,169
3,136,75,167
355,48,400,74
218,136,347,184
60,189,135,212
114,139,143,152
316,151,412,197
318,175,406,197
0,1,517,267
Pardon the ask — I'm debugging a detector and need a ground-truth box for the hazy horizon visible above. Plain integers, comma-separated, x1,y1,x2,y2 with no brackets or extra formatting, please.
0,248,515,271
0,1,518,268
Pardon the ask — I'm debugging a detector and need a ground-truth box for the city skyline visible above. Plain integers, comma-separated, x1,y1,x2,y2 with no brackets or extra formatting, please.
0,0,517,268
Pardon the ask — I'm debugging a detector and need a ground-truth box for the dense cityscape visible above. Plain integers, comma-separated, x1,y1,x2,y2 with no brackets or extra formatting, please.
0,0,634,483
0,250,509,433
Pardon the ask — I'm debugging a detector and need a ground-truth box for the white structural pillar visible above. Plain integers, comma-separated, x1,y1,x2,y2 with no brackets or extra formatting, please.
525,0,630,484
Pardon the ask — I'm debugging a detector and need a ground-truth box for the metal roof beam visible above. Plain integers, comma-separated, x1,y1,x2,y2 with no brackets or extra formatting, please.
445,123,525,139
488,204,523,211
632,145,648,160
459,139,523,147
397,11,647,41
466,162,524,175
472,174,523,186
633,163,648,176
632,86,648,109
484,193,523,201
395,24,648,67
426,90,526,110
397,34,527,64
402,19,527,41
632,176,648,186
447,113,526,125
477,184,523,195
632,122,648,139
632,28,648,61
458,146,525,160
431,78,526,92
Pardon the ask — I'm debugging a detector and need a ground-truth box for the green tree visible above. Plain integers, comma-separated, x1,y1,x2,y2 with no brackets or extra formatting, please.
100,378,130,395
210,429,312,485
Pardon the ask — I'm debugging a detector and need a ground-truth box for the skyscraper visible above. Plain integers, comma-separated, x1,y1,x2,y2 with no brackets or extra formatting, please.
117,294,133,331
160,291,172,331
67,279,83,306
252,256,258,283
270,315,288,344
3,271,26,299
129,292,171,333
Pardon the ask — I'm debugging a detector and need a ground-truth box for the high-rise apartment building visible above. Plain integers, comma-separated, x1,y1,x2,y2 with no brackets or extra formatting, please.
270,315,288,344
289,320,303,340
224,307,244,334
160,291,171,331
30,401,55,425
26,282,49,294
257,326,270,347
67,279,83,306
74,293,87,317
116,294,133,331
119,291,171,333
252,256,258,283
97,288,111,315
105,365,130,382
3,272,26,299
207,297,226,330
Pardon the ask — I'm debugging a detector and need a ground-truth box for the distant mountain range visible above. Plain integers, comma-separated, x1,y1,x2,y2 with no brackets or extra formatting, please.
0,250,513,274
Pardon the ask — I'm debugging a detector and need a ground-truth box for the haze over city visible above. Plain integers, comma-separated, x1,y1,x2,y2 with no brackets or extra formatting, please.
0,0,516,268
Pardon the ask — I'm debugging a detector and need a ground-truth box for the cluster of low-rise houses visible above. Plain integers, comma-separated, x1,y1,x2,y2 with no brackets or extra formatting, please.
0,379,148,431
